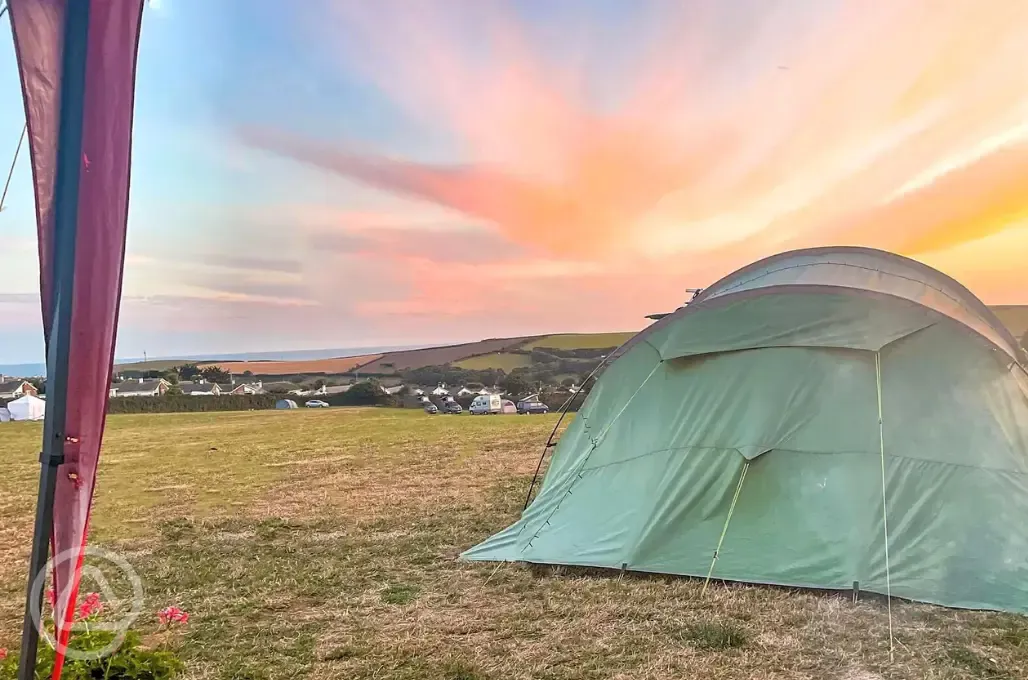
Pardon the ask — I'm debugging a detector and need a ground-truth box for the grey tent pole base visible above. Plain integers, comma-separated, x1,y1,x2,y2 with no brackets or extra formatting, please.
14,0,93,677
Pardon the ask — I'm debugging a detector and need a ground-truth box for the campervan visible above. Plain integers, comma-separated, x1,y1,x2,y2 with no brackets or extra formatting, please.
469,393,501,415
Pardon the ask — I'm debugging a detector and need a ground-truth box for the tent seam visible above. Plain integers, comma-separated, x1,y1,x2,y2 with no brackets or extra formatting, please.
521,362,662,552
711,262,984,330
575,445,1028,477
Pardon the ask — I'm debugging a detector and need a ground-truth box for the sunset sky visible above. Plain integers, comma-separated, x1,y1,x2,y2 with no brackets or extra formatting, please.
1,0,1027,363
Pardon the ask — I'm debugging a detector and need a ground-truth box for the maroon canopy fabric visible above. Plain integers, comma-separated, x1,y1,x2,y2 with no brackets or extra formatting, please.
9,1,144,675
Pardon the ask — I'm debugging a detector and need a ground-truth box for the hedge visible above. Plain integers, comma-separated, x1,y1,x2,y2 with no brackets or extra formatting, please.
107,394,277,414
298,392,396,408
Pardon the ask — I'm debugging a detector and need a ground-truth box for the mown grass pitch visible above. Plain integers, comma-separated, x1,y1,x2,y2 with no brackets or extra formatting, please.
1,409,1027,679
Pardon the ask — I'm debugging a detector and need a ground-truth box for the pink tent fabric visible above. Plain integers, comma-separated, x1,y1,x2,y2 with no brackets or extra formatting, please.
9,1,144,676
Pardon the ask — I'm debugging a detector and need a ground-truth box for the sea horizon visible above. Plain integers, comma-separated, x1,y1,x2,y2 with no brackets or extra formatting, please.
0,343,432,378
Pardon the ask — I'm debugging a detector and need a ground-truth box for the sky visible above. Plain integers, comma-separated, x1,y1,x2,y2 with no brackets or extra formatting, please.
1,0,1027,363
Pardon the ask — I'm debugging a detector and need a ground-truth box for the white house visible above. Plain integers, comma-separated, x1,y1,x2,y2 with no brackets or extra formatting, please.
220,381,263,395
110,378,169,398
0,377,40,400
178,379,221,396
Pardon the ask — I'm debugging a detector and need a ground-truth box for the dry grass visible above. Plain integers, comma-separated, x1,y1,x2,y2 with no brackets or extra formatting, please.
523,332,636,350
2,409,1027,679
198,354,382,376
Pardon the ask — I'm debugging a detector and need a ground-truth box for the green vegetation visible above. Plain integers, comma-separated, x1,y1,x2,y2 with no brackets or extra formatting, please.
454,353,533,371
522,332,635,350
3,411,1027,679
682,621,748,650
107,394,276,414
1,629,184,680
380,583,420,605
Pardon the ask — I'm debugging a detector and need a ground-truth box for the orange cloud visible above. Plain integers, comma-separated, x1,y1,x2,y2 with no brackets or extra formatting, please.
242,0,1028,306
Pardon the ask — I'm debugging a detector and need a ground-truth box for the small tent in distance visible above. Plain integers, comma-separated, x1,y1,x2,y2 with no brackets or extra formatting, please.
8,394,46,421
463,246,1028,614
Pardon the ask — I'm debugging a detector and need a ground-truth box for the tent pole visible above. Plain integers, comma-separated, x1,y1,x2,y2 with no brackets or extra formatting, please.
15,1,93,677
875,351,895,663
522,339,639,511
524,363,662,549
702,460,749,597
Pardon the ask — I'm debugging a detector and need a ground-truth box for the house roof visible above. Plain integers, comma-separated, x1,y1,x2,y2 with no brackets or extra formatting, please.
112,379,165,393
178,382,220,394
0,379,30,394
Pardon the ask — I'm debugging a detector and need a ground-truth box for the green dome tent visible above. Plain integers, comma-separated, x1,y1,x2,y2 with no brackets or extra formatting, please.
463,246,1028,614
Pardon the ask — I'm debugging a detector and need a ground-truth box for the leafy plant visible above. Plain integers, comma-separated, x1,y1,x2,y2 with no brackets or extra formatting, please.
0,630,183,680
0,593,187,680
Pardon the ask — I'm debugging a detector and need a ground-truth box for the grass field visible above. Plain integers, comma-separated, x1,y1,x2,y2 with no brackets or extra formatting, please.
2,410,1027,679
453,352,534,371
523,332,636,350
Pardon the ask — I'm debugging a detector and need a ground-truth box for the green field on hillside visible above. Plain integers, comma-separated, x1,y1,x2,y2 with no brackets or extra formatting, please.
453,352,534,371
992,305,1028,339
2,410,1026,679
523,332,636,350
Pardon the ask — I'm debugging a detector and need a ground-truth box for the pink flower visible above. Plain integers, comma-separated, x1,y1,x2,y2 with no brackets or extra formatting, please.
78,592,103,619
0,648,7,661
46,587,57,608
157,606,189,625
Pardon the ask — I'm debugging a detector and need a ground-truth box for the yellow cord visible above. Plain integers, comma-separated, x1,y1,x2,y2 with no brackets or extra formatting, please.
876,352,895,663
702,460,749,597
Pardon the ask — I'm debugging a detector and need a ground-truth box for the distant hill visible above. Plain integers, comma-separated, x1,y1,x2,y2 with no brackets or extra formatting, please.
352,337,540,375
197,354,382,376
75,306,1028,381
992,305,1028,339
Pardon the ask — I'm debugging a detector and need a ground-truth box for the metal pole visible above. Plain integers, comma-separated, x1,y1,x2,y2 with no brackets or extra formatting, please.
1,124,26,213
522,336,639,511
16,1,92,677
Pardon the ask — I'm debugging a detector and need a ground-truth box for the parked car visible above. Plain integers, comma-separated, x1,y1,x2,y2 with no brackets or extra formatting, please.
517,400,549,415
443,401,463,414
470,394,502,415
305,399,329,408
424,403,439,414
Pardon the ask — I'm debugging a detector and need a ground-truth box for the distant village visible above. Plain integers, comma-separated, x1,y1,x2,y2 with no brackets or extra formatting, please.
104,375,581,404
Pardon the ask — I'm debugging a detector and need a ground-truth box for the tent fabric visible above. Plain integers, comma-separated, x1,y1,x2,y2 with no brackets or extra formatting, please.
0,407,11,423
463,248,1028,614
8,395,47,421
692,247,1023,362
609,247,1025,367
10,0,145,672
